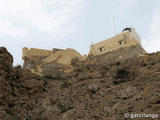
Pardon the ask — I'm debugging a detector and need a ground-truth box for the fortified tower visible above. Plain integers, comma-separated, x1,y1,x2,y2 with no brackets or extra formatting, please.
89,27,142,56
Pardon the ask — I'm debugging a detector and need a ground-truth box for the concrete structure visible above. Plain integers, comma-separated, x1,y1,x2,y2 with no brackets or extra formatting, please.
89,28,141,56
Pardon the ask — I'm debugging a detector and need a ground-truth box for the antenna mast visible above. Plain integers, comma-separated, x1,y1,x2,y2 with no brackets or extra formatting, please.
113,16,117,35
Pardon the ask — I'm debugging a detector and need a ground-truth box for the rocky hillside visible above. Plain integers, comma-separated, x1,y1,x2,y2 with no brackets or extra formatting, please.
0,47,160,120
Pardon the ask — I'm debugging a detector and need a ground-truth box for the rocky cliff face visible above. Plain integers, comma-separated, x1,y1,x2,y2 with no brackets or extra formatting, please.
0,47,160,120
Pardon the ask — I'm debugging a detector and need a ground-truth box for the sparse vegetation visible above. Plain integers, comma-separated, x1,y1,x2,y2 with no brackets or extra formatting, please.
43,74,55,79
15,64,22,69
0,47,160,119
61,81,71,88
116,67,129,79
58,103,74,114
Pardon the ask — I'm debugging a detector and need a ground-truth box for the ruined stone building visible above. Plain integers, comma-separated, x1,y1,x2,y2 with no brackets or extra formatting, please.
89,28,142,56
22,47,85,74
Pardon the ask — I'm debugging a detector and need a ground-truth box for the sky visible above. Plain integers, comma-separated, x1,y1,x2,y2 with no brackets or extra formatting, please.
0,0,160,65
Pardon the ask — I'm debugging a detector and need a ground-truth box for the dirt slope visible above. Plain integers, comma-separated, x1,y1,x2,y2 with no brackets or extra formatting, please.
0,47,159,120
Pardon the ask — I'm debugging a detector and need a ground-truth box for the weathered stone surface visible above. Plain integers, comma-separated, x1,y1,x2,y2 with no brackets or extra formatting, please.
0,47,160,119
0,47,13,72
89,28,143,56
23,79,43,89
22,47,85,75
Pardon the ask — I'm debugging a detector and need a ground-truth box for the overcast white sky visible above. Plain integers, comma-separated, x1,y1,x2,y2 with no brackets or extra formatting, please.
0,0,160,65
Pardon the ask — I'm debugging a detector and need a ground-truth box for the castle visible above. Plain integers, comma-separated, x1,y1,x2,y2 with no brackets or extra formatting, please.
89,28,141,56
22,27,144,71
22,47,85,70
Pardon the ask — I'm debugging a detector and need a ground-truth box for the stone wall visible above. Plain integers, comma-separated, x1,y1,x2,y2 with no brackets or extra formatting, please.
42,48,85,65
89,28,141,56
88,44,146,65
22,47,85,74
22,47,52,60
